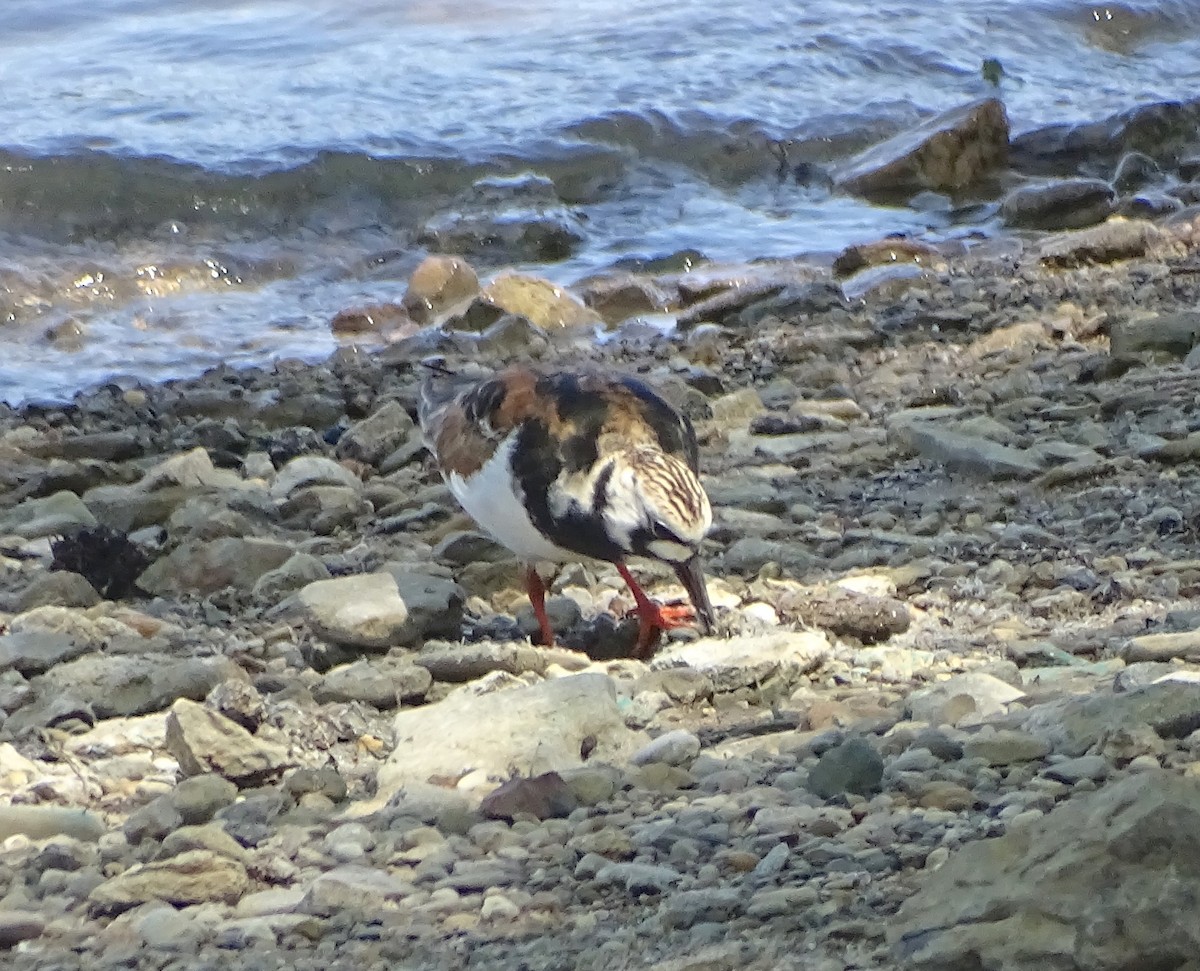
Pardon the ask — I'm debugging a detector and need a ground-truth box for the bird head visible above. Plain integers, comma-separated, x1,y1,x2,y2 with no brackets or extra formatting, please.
599,447,716,632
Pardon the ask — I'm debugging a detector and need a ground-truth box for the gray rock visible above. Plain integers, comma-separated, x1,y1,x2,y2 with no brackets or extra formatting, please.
298,572,410,650
0,490,96,539
170,774,239,825
806,736,884,799
1038,219,1163,268
962,730,1051,766
297,570,461,650
0,911,45,947
837,99,1009,196
14,571,101,611
1023,680,1200,757
631,729,701,767
1000,178,1116,230
270,455,361,500
1110,311,1200,360
894,423,1043,480
654,632,829,693
377,673,642,798
165,699,292,785
31,654,245,720
906,672,1025,725
299,865,414,917
593,861,682,895
890,771,1200,970
335,400,416,466
0,631,91,676
313,657,432,707
0,806,105,842
137,536,295,596
414,640,589,683
89,850,249,915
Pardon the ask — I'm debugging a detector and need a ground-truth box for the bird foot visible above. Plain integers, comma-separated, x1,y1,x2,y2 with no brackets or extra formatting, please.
625,600,697,661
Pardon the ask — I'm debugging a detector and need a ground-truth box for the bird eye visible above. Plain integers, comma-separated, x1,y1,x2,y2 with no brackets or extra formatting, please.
652,521,683,544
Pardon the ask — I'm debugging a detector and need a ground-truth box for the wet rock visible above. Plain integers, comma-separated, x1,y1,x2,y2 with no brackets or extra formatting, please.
1112,150,1160,192
833,237,941,277
137,537,294,596
577,273,671,324
171,774,239,825
653,632,830,693
475,272,602,330
401,254,481,324
0,490,96,539
252,551,331,600
1000,178,1116,230
89,850,249,915
420,204,584,263
165,698,292,785
330,302,415,337
806,736,884,799
1038,218,1163,267
479,771,579,821
334,400,415,466
836,98,1008,197
377,673,641,797
891,771,1200,971
1110,310,1200,359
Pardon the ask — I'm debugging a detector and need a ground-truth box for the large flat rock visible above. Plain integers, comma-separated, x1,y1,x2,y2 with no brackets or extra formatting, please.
376,673,642,798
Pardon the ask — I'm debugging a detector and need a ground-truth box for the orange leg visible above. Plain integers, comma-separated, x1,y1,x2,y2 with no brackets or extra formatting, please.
525,565,556,647
616,563,693,660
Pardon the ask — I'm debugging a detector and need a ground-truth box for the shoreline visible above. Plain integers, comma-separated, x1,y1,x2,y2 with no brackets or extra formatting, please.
2,216,1200,968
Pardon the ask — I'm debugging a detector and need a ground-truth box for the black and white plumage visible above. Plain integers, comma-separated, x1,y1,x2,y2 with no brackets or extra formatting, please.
418,364,715,657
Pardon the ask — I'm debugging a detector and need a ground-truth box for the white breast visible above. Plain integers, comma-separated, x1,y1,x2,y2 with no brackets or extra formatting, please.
447,434,575,563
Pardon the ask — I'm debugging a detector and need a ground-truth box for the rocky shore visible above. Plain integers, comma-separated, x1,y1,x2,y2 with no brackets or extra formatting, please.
5,206,1200,970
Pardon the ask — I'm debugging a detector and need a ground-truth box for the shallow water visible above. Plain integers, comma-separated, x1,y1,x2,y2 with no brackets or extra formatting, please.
2,0,1200,404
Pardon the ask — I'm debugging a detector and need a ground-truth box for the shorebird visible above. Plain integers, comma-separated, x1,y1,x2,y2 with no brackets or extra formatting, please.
418,364,716,658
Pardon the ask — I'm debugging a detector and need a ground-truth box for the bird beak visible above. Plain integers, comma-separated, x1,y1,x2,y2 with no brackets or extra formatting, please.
673,557,716,635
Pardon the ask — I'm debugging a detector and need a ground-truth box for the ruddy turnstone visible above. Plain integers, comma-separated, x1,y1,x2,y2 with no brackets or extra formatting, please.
419,364,716,658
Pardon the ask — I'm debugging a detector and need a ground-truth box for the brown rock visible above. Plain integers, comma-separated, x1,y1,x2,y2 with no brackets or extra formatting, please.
89,850,249,915
833,238,941,277
330,303,417,336
836,99,1009,197
165,698,292,785
477,272,602,329
1000,178,1116,230
401,255,480,323
480,772,580,821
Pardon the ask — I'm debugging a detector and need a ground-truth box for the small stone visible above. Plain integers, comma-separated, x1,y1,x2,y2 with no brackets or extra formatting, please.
806,737,884,799
89,850,250,915
165,699,292,785
479,772,579,821
170,774,239,825
0,911,45,947
631,730,701,767
1041,755,1110,784
963,730,1051,766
